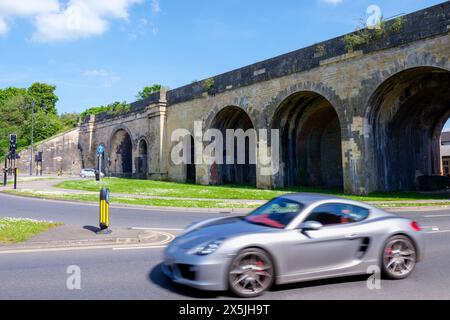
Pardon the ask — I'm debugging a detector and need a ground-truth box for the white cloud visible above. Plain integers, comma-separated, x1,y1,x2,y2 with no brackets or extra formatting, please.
84,69,120,88
0,0,59,35
151,0,161,14
320,0,343,5
0,0,143,42
0,0,60,16
0,17,7,35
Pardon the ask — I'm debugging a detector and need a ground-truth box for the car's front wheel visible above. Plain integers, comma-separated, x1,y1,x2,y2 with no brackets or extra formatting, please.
228,248,274,298
381,235,417,280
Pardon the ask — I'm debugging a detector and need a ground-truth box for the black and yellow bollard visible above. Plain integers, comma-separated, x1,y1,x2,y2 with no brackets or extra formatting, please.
97,188,112,234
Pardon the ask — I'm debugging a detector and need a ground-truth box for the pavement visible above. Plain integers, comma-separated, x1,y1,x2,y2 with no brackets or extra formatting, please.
1,192,450,299
0,225,176,254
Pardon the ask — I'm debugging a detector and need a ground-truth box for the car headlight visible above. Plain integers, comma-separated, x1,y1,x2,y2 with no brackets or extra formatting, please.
193,238,225,256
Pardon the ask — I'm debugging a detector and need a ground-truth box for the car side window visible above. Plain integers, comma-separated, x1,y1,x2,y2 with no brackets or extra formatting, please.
304,203,370,226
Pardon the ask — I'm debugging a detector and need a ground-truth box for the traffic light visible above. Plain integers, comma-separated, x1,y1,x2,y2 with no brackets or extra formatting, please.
9,134,17,158
9,134,17,150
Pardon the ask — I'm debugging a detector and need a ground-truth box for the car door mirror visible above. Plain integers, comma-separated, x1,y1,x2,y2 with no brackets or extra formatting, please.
299,221,323,231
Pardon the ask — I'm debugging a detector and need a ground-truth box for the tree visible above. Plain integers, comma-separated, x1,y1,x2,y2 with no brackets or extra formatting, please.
79,101,131,122
22,111,63,144
27,82,59,115
136,84,162,100
0,94,27,159
0,87,27,106
60,113,80,129
0,83,64,160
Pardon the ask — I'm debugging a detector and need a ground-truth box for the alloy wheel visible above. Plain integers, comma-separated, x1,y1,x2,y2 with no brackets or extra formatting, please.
228,248,274,298
382,236,416,279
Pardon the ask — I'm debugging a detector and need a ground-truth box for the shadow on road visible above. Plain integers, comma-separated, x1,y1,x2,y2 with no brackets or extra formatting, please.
83,225,101,233
149,262,371,299
149,263,231,299
271,274,370,293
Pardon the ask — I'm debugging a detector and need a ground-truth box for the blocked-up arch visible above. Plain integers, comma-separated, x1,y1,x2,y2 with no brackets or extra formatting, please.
137,138,148,177
272,91,343,189
209,106,257,186
367,66,450,191
110,128,133,177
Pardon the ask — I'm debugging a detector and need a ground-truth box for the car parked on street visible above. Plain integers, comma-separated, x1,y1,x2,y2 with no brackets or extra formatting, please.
163,194,424,298
80,168,104,178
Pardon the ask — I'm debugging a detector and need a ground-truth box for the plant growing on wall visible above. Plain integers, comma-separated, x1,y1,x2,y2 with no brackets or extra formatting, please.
204,78,215,95
344,16,406,52
391,16,406,33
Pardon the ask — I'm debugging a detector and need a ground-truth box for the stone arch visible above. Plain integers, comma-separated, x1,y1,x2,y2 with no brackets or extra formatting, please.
366,66,450,191
109,127,133,177
137,137,149,178
208,105,257,186
271,91,344,189
262,82,345,130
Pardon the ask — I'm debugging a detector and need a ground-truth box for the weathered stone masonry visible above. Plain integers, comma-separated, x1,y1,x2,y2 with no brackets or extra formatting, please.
19,3,450,195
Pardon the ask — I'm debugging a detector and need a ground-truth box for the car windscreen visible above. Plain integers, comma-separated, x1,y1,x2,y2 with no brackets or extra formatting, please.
244,198,304,229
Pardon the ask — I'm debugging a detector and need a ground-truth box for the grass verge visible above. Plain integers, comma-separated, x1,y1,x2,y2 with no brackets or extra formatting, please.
3,189,450,209
3,190,262,209
55,178,450,202
0,217,62,244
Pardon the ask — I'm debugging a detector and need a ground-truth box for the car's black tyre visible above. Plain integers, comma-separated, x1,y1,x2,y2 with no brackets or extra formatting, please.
381,235,417,280
228,248,274,298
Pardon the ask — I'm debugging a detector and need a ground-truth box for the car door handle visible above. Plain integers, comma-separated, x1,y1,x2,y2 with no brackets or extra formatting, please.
345,234,359,239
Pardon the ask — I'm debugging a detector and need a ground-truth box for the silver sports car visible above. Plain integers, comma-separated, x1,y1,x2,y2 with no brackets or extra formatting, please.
162,194,425,297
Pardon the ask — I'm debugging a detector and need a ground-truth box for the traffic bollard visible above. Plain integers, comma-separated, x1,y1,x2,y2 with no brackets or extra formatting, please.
97,188,111,234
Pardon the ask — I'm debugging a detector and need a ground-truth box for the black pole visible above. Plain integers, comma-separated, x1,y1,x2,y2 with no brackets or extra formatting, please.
13,168,17,189
30,101,35,176
3,157,6,186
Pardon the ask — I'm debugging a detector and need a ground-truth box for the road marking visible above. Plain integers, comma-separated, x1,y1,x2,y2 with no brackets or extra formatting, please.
0,231,176,255
0,245,124,255
131,227,184,231
422,226,440,231
112,245,168,251
426,230,450,234
424,214,450,218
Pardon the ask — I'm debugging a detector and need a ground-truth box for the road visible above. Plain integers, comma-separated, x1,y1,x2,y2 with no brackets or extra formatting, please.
1,193,450,299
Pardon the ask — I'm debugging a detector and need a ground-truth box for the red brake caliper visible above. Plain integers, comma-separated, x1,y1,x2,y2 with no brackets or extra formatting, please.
385,247,393,257
255,261,265,275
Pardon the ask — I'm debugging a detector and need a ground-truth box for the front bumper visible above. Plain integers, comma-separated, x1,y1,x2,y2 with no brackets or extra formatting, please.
162,246,232,291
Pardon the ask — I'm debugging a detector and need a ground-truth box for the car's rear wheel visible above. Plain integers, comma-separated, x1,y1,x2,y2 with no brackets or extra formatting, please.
228,248,274,298
382,235,417,280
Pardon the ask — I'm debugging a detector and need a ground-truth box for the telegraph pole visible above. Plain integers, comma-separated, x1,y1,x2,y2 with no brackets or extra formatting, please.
30,101,35,176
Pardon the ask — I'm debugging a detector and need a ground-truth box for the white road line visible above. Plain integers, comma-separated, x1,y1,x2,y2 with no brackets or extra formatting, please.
0,245,119,255
421,226,440,231
424,214,450,218
131,227,184,231
112,245,168,251
426,230,450,234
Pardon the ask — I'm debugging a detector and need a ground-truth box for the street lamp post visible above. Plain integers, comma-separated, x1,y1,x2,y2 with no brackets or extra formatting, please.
30,101,35,176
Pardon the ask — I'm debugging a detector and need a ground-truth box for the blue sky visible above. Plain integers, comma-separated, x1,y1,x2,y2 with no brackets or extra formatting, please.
0,0,448,130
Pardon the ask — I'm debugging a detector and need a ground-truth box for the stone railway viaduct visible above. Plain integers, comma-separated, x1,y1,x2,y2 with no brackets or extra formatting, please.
19,3,450,195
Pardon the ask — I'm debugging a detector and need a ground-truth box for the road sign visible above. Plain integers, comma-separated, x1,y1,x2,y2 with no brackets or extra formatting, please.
97,144,105,155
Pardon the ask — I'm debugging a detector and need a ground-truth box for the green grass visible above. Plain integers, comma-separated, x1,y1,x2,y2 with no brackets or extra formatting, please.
55,178,450,202
0,218,62,244
4,190,262,209
5,189,450,209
